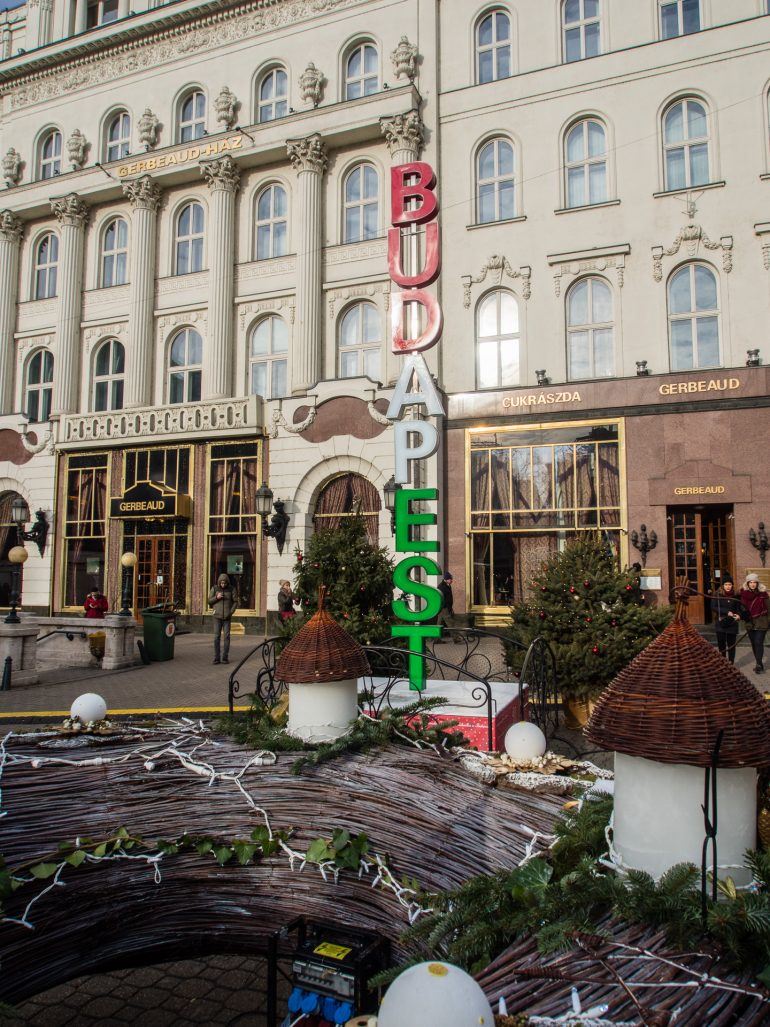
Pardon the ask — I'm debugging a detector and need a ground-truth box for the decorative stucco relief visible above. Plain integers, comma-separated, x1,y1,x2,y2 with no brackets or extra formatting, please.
238,297,296,329
652,201,733,282
462,256,531,307
327,281,390,318
552,256,626,297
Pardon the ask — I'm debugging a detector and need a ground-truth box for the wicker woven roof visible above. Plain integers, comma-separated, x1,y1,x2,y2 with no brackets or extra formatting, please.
585,616,770,767
275,596,370,683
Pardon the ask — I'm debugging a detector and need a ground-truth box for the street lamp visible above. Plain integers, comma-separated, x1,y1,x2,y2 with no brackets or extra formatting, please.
5,545,27,624
11,495,30,540
120,551,138,616
383,475,401,534
256,482,290,554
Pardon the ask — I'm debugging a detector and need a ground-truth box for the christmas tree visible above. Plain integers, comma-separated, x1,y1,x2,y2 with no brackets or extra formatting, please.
508,533,671,701
287,513,395,645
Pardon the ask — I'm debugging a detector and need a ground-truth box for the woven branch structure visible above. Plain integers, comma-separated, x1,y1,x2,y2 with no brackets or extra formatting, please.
585,616,770,767
275,589,370,683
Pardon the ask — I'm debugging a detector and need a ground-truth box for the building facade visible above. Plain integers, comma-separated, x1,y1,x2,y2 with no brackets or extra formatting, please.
0,0,768,625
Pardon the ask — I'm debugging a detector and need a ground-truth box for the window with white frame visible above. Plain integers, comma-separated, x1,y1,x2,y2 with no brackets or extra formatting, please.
345,42,378,99
660,0,700,38
87,0,118,26
257,67,288,122
476,9,511,84
255,184,288,260
174,202,205,275
34,234,58,300
105,111,131,162
93,338,125,412
565,118,607,207
476,290,519,389
567,277,614,380
38,130,62,180
477,138,515,223
168,328,202,404
663,98,709,190
25,350,53,423
178,90,206,142
668,263,720,371
101,217,128,287
249,315,288,400
343,163,379,242
339,302,381,379
563,0,600,62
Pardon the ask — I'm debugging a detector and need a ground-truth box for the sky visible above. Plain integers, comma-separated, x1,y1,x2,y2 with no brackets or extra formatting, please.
0,0,25,11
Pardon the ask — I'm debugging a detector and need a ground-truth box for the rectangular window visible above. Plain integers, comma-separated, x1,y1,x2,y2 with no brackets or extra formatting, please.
208,443,260,610
63,455,109,608
468,422,623,608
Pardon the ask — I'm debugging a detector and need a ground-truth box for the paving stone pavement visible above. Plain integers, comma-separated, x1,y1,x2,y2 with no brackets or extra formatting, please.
4,955,292,1026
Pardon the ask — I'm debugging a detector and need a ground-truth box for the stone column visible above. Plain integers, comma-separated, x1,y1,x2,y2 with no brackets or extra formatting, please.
380,108,424,166
0,211,23,416
74,0,87,32
117,0,128,17
51,193,88,416
123,175,161,408
201,156,240,400
287,133,327,394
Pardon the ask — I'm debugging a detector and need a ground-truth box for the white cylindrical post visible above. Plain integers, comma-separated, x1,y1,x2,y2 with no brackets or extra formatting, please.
288,677,358,743
0,211,23,415
287,133,327,394
201,156,240,400
123,175,161,408
51,193,88,416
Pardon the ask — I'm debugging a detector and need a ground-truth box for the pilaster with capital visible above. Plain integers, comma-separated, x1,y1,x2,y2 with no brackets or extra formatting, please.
51,194,88,416
0,211,23,415
123,175,162,408
380,109,424,165
287,134,327,393
201,156,240,399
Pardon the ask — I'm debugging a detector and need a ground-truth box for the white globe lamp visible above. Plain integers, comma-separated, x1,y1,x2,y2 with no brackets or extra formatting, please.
70,693,108,724
377,961,494,1027
504,721,547,760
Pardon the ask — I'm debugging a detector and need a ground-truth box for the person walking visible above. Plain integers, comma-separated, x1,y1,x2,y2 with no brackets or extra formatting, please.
437,572,454,629
711,574,743,664
740,573,769,674
278,580,298,622
208,573,238,665
83,587,108,619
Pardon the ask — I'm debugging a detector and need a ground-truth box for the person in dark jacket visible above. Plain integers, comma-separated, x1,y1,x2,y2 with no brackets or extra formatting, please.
277,580,298,621
740,573,769,673
84,588,108,619
710,575,743,664
437,572,454,629
208,573,238,665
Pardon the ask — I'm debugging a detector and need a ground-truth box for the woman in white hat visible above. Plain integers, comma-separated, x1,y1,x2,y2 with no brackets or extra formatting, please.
740,573,769,673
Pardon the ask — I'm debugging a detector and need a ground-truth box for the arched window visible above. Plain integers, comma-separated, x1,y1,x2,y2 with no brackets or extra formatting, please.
565,118,607,207
174,202,204,275
34,233,58,300
168,328,202,404
668,263,720,370
476,9,511,84
25,350,54,423
38,130,61,180
93,338,125,412
100,217,128,287
660,0,700,39
663,98,709,190
257,67,288,122
249,315,288,400
313,473,381,544
345,42,378,99
563,0,600,62
566,277,614,380
343,163,379,242
476,138,515,223
255,184,287,260
339,302,381,379
105,111,131,162
476,290,519,389
178,90,206,142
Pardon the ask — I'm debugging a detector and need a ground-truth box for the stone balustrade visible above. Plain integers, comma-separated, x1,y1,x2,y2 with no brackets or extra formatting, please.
59,395,262,448
35,614,138,671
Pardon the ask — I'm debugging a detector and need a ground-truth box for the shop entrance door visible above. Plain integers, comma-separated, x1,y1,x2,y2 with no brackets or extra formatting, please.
667,506,734,623
135,535,174,614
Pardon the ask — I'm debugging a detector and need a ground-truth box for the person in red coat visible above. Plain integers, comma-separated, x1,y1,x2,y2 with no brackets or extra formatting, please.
84,588,109,619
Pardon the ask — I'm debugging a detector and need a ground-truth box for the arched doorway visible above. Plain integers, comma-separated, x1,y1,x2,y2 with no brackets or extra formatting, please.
313,473,381,544
0,491,24,607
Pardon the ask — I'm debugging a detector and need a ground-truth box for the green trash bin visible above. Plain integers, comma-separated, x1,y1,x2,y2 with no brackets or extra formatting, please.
141,604,177,661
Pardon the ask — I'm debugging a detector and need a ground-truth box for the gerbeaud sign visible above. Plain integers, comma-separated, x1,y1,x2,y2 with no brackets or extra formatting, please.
386,162,446,690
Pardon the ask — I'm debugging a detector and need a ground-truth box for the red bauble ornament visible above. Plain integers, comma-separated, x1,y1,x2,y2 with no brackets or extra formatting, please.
611,619,617,627
625,584,632,591
569,586,576,594
538,611,546,620
583,580,590,588
296,553,303,563
541,586,547,592
592,645,600,654
585,616,592,623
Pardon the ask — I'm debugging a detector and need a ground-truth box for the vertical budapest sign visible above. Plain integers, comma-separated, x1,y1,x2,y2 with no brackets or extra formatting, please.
386,162,446,690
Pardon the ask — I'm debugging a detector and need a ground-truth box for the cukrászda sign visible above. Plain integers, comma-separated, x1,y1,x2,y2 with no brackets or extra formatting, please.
385,162,444,690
